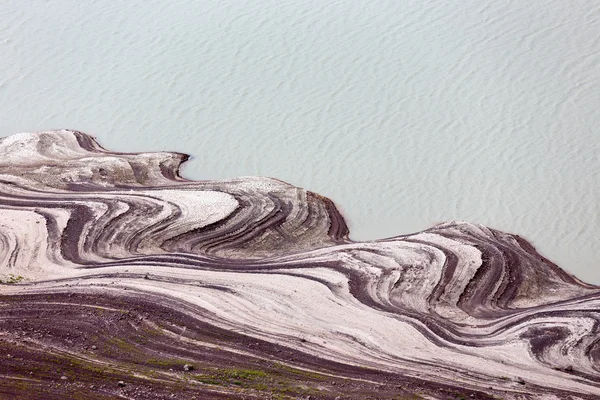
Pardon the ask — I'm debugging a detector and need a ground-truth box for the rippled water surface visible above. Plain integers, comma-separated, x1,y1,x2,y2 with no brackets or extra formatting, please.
1,1,598,282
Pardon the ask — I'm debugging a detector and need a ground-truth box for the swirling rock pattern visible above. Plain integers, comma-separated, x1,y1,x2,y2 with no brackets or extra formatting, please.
0,130,598,399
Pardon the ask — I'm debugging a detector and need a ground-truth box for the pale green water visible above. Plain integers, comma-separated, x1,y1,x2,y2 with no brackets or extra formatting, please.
1,1,599,282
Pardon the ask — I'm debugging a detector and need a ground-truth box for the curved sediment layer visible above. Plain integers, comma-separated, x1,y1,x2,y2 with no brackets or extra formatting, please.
0,130,598,399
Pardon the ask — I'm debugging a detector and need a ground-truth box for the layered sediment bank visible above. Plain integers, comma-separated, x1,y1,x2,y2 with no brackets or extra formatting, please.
0,130,598,399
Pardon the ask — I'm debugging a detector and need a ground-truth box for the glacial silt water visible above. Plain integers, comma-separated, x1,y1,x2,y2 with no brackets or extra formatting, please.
1,1,598,282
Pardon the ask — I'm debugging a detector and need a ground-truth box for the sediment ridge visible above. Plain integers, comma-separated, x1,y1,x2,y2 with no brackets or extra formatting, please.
0,130,598,399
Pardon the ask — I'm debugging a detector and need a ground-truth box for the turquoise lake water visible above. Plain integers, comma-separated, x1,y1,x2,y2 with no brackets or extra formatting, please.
1,1,598,282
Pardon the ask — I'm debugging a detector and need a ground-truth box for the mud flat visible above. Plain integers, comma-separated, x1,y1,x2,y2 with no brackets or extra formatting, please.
0,130,599,399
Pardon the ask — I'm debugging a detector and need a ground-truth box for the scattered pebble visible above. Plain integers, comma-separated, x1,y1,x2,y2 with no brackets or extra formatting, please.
515,376,525,385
